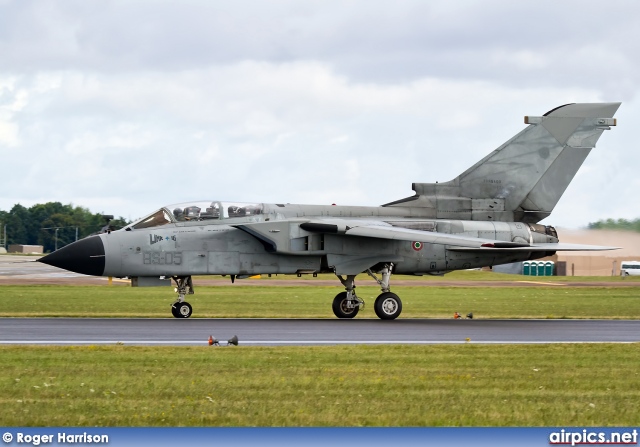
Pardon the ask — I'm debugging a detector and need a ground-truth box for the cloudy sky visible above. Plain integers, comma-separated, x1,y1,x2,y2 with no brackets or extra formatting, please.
1,0,639,228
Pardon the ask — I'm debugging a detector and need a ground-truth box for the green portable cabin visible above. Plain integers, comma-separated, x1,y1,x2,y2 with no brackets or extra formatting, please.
544,261,554,276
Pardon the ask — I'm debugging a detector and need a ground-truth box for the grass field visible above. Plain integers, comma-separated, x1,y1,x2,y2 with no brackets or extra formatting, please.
1,344,639,427
2,274,639,427
2,282,640,319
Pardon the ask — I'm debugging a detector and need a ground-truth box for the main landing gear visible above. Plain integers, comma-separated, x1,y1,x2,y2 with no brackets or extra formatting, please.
332,264,403,320
332,275,363,319
171,276,194,318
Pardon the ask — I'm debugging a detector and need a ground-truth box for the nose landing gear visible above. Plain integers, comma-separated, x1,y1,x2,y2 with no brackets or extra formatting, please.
171,276,194,318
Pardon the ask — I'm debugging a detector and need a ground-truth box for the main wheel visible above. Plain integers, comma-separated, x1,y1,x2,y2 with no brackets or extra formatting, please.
332,292,359,319
374,292,402,320
172,301,193,318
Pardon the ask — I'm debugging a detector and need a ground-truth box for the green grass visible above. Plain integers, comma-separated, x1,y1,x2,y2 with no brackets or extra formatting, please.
2,284,640,319
1,344,639,426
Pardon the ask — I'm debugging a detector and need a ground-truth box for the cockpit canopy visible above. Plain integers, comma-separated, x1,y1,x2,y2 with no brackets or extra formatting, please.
127,201,264,230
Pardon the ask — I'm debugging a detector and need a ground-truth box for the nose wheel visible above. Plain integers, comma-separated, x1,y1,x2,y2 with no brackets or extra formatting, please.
171,301,193,318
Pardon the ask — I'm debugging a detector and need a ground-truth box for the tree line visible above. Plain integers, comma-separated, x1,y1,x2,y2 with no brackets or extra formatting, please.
0,202,129,253
587,218,640,233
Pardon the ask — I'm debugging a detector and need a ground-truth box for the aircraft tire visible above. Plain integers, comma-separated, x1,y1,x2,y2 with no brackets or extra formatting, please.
173,302,193,318
332,292,359,319
374,292,402,320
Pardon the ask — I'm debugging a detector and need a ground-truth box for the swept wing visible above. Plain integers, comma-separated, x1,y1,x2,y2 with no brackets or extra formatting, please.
302,219,617,252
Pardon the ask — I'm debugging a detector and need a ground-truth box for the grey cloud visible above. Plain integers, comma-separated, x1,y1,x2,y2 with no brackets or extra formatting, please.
1,0,639,95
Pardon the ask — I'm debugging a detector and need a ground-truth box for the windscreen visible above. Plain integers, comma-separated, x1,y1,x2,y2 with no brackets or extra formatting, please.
132,209,173,230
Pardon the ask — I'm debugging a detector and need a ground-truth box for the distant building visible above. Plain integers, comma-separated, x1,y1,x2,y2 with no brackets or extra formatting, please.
8,244,43,254
554,229,640,276
491,229,640,276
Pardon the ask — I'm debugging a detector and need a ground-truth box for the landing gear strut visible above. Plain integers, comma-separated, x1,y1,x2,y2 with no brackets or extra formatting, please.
171,276,194,318
332,275,363,319
367,264,402,320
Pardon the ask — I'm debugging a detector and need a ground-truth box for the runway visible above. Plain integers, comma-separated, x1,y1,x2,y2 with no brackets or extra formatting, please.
1,318,639,346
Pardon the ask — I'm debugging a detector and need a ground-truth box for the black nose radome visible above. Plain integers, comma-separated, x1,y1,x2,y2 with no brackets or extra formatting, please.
38,236,105,276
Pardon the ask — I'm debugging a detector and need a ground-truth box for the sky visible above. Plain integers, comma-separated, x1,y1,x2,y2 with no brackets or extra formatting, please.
1,0,639,228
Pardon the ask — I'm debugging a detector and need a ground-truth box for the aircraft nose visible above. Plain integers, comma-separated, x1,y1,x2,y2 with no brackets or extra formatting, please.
37,235,106,276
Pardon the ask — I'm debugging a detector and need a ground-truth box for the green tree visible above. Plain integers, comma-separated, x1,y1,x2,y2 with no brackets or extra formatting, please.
40,213,77,251
0,202,130,252
588,218,640,232
5,204,30,246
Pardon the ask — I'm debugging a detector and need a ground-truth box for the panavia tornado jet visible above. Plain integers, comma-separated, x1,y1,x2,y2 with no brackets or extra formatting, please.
39,102,620,319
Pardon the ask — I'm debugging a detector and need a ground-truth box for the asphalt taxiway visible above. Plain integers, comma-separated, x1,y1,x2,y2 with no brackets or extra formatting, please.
1,318,639,346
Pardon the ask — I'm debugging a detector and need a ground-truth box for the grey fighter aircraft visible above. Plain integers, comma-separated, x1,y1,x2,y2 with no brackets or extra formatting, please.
39,102,620,320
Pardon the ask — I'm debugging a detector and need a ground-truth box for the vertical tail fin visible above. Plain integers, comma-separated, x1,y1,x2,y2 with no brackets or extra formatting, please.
385,102,620,223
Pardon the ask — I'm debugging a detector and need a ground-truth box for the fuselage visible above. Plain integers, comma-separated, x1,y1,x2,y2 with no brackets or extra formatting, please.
37,200,559,278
